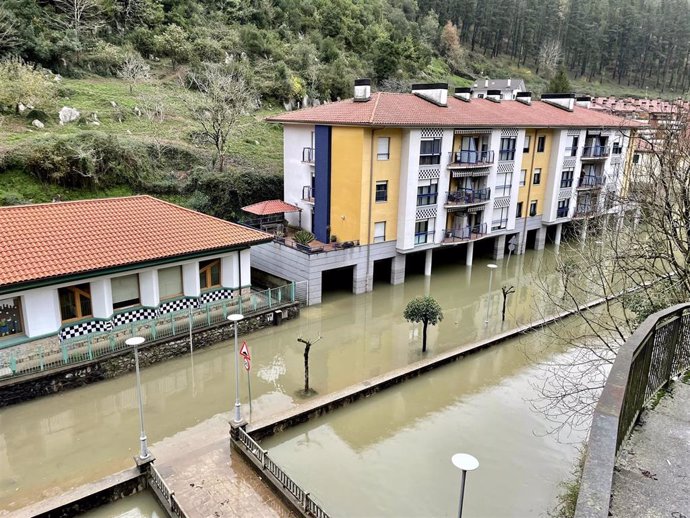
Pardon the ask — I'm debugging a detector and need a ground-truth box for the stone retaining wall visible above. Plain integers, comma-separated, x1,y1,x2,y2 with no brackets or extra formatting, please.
0,305,299,407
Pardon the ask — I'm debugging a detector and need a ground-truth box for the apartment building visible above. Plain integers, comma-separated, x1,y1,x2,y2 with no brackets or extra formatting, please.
254,82,638,304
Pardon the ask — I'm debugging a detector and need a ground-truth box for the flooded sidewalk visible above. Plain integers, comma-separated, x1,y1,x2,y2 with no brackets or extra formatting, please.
611,380,690,517
152,414,295,518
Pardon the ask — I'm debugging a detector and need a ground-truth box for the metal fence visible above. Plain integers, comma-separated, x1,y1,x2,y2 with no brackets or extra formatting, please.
0,282,307,380
148,464,188,518
236,427,331,518
575,303,690,518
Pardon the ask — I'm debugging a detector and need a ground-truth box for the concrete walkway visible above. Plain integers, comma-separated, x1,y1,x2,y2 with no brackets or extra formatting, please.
611,380,690,518
152,414,296,518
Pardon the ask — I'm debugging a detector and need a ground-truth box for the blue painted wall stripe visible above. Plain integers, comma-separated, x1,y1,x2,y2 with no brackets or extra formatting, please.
313,125,331,243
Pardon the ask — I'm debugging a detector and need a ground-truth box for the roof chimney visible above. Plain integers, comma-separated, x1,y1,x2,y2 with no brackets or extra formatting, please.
516,91,532,105
354,78,371,102
541,93,575,112
412,83,448,107
484,78,489,88
507,78,512,87
575,95,591,109
454,87,472,102
486,89,501,103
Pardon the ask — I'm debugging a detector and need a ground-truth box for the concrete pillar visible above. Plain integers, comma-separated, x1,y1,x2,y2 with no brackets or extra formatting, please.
580,219,589,243
23,288,62,337
466,241,475,266
534,227,547,250
390,254,406,285
353,261,373,295
554,223,563,246
516,231,526,255
182,262,200,297
240,249,251,290
138,270,159,308
90,278,113,318
492,235,506,260
424,249,433,276
308,272,322,306
221,253,240,289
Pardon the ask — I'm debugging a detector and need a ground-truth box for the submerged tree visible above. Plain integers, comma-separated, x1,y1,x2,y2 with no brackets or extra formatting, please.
403,296,443,353
297,335,322,395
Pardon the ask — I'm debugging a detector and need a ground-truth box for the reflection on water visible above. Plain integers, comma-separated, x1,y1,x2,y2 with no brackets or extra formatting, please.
0,245,575,513
262,331,583,517
79,491,165,518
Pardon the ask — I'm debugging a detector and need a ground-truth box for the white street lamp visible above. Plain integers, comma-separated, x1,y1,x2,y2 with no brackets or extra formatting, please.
485,264,498,326
451,453,479,518
227,314,244,423
126,336,149,461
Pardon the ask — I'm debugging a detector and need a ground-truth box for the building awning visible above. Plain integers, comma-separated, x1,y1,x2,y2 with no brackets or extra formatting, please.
241,200,301,216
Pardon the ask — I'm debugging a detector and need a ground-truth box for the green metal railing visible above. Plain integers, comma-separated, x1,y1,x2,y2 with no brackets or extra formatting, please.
0,283,305,380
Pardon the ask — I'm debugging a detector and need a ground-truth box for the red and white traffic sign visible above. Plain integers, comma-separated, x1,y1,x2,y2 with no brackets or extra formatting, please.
239,341,251,360
243,357,251,371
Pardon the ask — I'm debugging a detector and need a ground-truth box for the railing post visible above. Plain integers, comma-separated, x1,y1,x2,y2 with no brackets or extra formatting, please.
291,281,295,303
39,346,45,371
268,289,272,308
87,335,93,360
171,313,176,334
206,304,211,326
9,353,16,374
61,342,68,364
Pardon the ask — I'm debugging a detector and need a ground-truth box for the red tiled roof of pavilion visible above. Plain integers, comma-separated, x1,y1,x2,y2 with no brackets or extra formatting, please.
242,200,301,216
267,93,641,128
0,196,271,287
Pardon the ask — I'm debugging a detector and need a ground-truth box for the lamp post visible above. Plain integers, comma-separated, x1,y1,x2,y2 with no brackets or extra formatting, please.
451,453,479,518
485,264,498,326
227,314,244,423
126,336,149,461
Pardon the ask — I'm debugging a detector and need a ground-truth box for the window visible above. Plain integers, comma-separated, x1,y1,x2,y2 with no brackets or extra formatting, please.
633,153,640,164
523,135,531,153
0,297,24,338
417,181,438,206
533,168,542,185
414,218,434,245
491,207,508,230
612,140,622,155
199,259,221,290
59,283,92,322
377,137,390,160
529,200,538,217
537,135,546,152
158,266,183,300
567,136,579,156
373,222,386,243
419,138,442,165
560,169,574,188
499,137,516,161
375,181,388,202
519,169,527,186
112,274,140,310
516,202,523,218
557,198,570,218
496,171,513,197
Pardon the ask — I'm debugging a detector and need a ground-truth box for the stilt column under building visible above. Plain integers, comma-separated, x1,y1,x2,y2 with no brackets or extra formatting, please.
534,227,547,250
466,241,475,266
554,223,563,246
424,249,433,276
390,254,406,285
492,235,506,260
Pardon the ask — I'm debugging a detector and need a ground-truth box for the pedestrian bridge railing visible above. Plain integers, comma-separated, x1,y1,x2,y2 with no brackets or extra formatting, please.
234,426,331,518
575,303,690,517
148,463,189,518
0,282,307,380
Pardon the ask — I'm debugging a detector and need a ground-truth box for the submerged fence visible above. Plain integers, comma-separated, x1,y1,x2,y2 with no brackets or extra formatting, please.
575,303,690,517
235,426,331,518
148,464,188,518
0,282,306,380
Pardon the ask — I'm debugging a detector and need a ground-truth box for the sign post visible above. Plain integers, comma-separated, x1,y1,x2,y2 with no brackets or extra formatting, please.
240,341,252,421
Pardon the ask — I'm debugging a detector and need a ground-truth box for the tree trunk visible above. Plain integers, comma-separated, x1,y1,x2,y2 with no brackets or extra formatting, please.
422,321,428,353
304,341,311,393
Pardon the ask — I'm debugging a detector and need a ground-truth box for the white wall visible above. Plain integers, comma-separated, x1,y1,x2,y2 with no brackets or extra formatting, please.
138,270,159,307
283,124,316,230
397,129,418,251
22,288,61,337
90,278,113,318
182,261,201,297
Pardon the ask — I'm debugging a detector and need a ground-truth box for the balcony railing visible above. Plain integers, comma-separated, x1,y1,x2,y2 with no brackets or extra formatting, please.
448,150,495,168
443,223,488,242
302,147,315,163
556,207,570,218
302,185,314,203
578,175,606,188
416,193,438,206
445,188,491,206
574,206,597,218
414,230,435,245
565,146,578,157
491,218,508,231
581,145,610,159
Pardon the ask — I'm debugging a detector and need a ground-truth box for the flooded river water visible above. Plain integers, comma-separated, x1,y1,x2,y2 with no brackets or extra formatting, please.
0,246,579,515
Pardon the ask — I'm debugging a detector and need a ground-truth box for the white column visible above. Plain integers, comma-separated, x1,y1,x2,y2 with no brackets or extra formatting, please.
554,223,563,245
390,254,406,285
240,249,251,289
221,254,240,289
139,270,159,307
492,235,506,260
466,241,475,266
535,227,547,250
90,278,113,318
424,249,433,276
182,262,200,297
22,288,62,337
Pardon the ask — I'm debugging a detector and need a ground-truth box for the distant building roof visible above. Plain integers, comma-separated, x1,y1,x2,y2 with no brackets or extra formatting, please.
267,93,640,129
472,78,526,91
242,200,301,216
0,195,271,289
591,97,690,116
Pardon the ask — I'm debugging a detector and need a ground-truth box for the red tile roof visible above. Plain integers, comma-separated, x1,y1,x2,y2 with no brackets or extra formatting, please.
242,199,301,215
591,97,690,116
0,196,271,288
267,93,641,128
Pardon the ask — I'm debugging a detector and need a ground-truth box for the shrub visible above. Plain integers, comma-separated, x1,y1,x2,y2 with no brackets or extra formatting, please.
80,42,129,76
294,230,315,244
